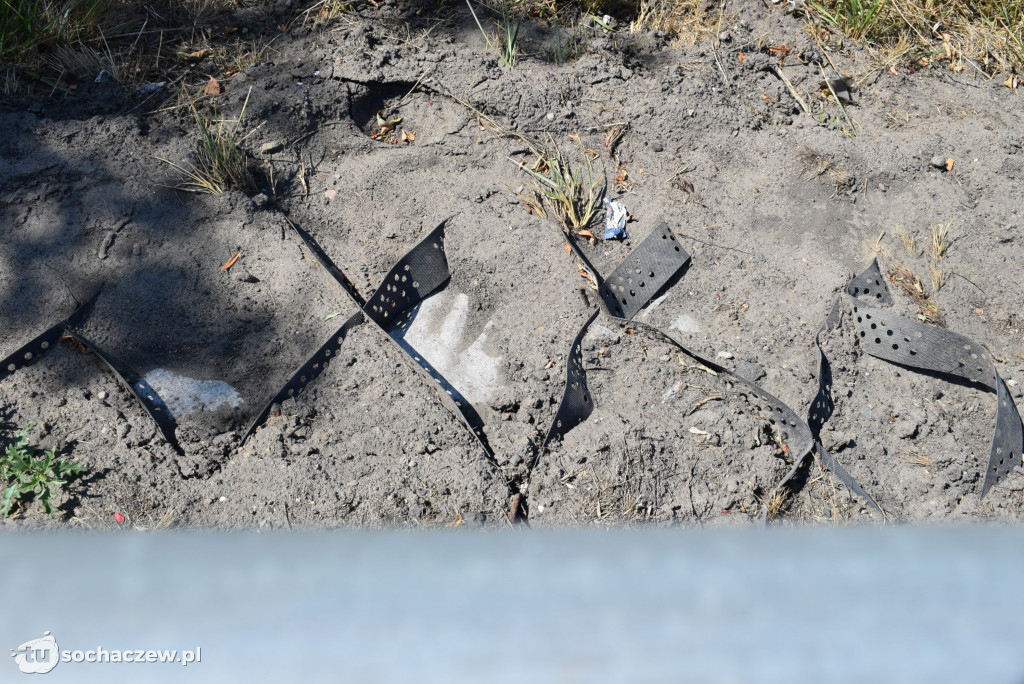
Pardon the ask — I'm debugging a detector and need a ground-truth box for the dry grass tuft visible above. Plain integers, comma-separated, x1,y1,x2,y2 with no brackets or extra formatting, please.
897,226,918,255
156,87,255,195
798,145,854,189
766,488,789,517
303,0,360,30
629,0,728,42
930,222,950,261
809,0,1024,73
887,263,945,326
903,452,933,468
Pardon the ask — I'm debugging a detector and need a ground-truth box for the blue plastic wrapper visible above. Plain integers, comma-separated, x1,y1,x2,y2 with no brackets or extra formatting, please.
604,197,628,240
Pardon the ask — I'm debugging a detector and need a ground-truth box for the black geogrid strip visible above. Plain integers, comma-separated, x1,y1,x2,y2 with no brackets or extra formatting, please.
542,310,599,447
64,330,179,449
0,290,100,383
247,215,501,474
558,222,817,520
0,288,182,451
5,223,1021,518
794,258,1023,508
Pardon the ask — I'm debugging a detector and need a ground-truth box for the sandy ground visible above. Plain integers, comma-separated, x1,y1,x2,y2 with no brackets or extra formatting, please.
1,0,1022,528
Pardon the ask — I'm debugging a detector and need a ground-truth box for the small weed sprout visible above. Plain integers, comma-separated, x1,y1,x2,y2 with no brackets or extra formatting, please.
516,145,603,234
809,0,887,40
2,422,87,518
465,0,522,67
156,87,256,195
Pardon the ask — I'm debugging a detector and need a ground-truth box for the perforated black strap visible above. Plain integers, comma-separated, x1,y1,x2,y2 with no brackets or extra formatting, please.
557,223,817,521
280,216,365,308
64,330,179,451
0,289,101,383
251,216,497,467
598,223,691,320
242,312,364,441
543,310,598,447
806,258,1024,506
848,294,1022,495
359,222,494,463
363,221,450,328
1,289,181,450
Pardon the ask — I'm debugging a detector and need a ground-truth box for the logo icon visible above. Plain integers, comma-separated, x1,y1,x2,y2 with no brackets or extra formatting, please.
11,632,59,674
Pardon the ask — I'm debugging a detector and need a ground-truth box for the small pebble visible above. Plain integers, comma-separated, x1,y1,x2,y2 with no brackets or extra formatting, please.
930,155,948,169
219,496,227,502
717,351,734,359
97,390,108,401
545,112,555,122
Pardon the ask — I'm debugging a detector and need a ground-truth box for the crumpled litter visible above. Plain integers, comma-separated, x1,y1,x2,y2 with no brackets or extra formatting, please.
136,82,166,94
604,197,628,240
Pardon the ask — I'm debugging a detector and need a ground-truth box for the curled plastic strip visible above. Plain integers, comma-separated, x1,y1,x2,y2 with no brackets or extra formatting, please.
796,295,884,515
251,217,497,467
63,330,179,451
848,295,1023,495
542,310,599,447
364,221,450,329
598,222,691,320
802,258,1023,508
282,215,365,308
0,289,101,383
1,288,178,449
559,223,816,518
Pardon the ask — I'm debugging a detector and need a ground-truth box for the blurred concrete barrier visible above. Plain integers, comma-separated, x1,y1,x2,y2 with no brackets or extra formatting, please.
2,528,1023,683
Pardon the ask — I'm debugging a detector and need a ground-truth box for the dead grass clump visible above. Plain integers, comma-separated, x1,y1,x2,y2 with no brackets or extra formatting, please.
797,145,854,190
903,452,933,468
930,222,950,261
765,488,789,518
887,263,945,326
629,0,729,44
514,143,604,235
303,0,361,30
156,88,256,195
809,0,1024,73
896,226,918,255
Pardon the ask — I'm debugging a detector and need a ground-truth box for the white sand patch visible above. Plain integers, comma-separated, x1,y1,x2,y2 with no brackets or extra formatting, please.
143,368,243,417
392,292,503,404
671,315,702,334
